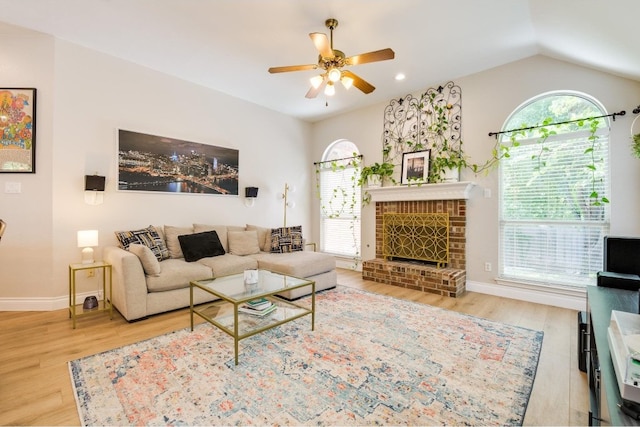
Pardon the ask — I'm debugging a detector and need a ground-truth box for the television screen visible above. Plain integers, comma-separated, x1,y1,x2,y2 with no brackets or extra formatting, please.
604,237,640,275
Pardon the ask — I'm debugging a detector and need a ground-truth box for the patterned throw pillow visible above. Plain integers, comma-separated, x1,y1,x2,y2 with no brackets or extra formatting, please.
114,225,169,261
270,225,303,253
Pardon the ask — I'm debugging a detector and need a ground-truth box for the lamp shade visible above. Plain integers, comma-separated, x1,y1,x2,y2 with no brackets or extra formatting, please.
324,82,335,96
341,76,354,90
84,175,105,191
245,187,259,198
327,68,341,83
77,230,99,248
310,75,324,89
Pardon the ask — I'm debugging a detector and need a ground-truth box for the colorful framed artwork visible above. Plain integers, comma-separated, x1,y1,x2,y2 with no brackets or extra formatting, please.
117,129,239,195
401,150,430,184
0,88,37,173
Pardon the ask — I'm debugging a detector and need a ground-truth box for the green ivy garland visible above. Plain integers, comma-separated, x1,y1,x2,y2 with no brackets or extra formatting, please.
314,155,362,267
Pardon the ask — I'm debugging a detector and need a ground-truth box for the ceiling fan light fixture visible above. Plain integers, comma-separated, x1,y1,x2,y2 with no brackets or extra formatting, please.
310,74,324,89
324,81,336,96
327,68,341,83
341,76,354,90
268,18,393,99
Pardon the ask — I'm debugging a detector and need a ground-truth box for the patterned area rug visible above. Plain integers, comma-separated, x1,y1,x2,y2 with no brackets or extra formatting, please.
69,286,543,426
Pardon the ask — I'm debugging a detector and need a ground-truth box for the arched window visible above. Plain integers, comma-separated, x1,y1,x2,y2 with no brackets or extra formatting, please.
318,140,361,260
499,91,610,288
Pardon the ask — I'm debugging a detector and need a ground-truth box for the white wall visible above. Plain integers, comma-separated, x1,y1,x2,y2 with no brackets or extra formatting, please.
0,28,55,301
2,28,639,311
0,31,312,308
311,55,640,308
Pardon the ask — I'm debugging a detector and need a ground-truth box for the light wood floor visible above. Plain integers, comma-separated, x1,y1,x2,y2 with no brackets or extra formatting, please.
0,269,589,425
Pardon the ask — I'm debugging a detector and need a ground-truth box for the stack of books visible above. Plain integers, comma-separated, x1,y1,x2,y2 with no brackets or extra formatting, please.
238,298,277,316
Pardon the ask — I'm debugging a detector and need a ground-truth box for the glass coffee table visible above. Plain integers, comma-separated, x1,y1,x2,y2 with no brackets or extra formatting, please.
190,269,315,365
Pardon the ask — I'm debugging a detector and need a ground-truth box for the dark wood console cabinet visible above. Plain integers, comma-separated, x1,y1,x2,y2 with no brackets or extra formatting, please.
587,285,640,426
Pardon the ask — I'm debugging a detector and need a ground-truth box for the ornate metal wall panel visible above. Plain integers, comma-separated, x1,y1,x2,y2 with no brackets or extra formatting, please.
382,81,462,166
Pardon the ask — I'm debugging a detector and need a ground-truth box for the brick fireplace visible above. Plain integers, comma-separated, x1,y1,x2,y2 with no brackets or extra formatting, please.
362,182,473,297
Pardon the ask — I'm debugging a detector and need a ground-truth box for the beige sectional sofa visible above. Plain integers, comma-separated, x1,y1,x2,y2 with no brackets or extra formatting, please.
103,223,337,321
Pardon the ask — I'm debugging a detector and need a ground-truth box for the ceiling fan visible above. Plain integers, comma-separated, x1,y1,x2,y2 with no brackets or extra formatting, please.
268,18,395,99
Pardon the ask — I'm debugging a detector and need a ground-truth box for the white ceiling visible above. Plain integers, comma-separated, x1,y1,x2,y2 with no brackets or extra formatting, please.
0,0,638,122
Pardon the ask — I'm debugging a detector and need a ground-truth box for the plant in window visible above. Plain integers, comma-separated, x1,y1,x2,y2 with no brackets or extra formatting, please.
314,154,362,268
583,117,609,205
632,133,640,159
472,114,611,205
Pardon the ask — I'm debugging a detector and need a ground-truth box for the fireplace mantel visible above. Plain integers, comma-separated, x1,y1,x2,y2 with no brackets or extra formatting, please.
367,181,475,202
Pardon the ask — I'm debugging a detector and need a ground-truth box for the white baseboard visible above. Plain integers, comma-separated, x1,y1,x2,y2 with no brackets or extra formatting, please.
335,258,362,272
466,280,586,311
0,290,103,311
1,278,584,313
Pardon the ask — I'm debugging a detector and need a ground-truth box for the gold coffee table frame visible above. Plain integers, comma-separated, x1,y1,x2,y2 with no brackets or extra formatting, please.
190,270,315,365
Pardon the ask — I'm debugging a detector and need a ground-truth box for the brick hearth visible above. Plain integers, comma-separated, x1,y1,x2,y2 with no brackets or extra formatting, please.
362,197,467,297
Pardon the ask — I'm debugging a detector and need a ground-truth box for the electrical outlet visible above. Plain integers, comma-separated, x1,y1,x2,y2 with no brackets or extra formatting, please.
484,262,492,272
87,269,95,278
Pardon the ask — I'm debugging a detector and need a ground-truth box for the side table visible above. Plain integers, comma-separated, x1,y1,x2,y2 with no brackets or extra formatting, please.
68,261,113,329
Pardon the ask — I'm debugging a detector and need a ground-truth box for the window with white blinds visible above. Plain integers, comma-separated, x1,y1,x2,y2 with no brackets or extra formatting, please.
499,93,610,288
318,140,361,258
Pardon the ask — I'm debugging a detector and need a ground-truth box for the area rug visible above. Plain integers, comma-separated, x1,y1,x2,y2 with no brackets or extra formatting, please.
69,286,543,426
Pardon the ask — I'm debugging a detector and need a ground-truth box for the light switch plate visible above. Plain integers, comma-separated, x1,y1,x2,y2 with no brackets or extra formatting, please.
5,182,21,193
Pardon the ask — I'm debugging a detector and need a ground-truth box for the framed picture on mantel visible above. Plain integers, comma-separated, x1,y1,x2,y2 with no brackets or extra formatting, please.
401,150,430,185
0,88,37,173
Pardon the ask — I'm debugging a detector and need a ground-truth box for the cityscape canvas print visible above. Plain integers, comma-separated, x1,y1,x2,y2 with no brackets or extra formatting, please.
118,129,239,195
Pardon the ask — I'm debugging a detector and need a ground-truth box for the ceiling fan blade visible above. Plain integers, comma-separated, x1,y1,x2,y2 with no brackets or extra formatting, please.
342,70,375,94
268,64,318,73
309,32,333,58
345,48,395,66
305,79,326,99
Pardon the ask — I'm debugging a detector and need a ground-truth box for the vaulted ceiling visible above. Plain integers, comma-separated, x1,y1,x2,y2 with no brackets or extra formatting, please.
0,0,638,122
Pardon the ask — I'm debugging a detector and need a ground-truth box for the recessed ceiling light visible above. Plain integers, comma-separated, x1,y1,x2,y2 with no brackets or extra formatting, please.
395,73,406,81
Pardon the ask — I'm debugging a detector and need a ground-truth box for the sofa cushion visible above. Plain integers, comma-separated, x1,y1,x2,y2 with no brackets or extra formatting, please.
114,225,169,261
128,244,161,276
145,258,212,292
197,253,259,277
246,224,271,252
228,230,261,256
270,225,303,253
164,225,194,259
178,230,226,262
250,251,335,278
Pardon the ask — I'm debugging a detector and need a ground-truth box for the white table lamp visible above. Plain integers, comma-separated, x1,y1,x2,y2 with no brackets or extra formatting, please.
77,230,99,264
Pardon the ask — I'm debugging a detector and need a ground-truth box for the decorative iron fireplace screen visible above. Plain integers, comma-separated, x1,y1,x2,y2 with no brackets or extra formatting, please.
383,213,449,267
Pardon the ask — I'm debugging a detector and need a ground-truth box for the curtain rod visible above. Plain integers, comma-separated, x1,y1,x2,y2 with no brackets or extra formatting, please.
488,110,626,138
313,154,363,166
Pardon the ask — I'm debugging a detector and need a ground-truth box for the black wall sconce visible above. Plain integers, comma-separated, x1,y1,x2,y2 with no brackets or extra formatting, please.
245,187,259,207
85,175,105,205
